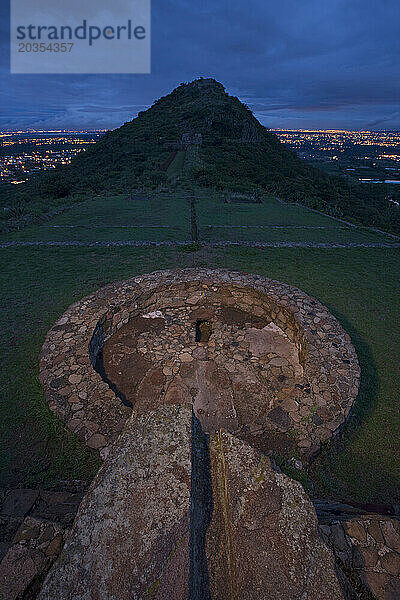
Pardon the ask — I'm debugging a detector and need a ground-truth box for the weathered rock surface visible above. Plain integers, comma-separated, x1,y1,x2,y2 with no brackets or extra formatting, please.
0,482,85,586
39,269,360,460
38,407,345,599
320,515,400,600
38,405,192,600
34,270,363,599
206,431,345,600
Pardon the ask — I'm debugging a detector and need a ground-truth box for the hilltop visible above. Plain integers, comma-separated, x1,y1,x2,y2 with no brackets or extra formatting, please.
2,78,399,233
38,77,314,195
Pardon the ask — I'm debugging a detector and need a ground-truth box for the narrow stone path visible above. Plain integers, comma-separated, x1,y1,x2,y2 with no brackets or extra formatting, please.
204,225,353,229
190,197,199,242
0,240,189,248
1,240,399,249
42,225,174,228
210,241,400,248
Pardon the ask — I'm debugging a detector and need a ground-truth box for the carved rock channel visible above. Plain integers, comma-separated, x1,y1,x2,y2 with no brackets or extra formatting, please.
36,269,361,599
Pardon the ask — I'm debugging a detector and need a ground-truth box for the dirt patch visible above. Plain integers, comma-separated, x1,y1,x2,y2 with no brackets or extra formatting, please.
218,306,269,328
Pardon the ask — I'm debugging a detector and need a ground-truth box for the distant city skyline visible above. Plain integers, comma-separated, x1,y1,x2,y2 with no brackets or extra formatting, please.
2,127,400,134
1,0,399,131
2,128,399,185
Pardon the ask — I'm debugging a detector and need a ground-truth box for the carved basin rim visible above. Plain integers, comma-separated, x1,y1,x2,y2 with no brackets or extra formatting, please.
39,268,360,461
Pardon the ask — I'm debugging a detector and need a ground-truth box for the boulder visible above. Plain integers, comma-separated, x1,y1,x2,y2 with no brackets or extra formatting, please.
38,410,344,599
38,405,192,600
206,431,344,600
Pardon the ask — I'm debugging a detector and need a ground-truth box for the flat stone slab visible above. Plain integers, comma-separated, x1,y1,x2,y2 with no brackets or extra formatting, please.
1,489,39,518
321,515,400,600
245,322,303,376
38,405,192,600
0,517,65,600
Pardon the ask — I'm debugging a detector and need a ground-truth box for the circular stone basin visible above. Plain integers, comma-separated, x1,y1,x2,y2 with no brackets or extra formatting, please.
39,269,360,461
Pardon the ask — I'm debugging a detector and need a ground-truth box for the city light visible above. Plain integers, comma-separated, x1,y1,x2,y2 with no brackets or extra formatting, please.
0,130,104,182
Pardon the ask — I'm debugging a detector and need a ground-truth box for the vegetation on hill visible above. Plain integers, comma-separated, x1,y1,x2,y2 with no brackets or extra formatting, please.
1,78,399,234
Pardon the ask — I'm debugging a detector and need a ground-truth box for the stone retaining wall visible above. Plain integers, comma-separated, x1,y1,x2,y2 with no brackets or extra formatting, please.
39,269,360,461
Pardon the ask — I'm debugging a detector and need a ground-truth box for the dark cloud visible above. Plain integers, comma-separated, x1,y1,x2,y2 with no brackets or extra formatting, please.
0,0,399,130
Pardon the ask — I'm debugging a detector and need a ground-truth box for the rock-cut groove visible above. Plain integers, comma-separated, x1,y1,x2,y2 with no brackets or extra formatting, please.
189,411,213,600
94,349,133,408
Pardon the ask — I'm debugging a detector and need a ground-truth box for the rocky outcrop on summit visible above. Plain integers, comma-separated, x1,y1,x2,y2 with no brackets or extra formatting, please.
35,270,360,599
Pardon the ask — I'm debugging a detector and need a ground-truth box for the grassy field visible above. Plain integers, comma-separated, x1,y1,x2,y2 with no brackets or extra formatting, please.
197,196,341,226
197,196,396,244
0,192,399,505
200,226,391,244
2,193,397,246
0,195,191,243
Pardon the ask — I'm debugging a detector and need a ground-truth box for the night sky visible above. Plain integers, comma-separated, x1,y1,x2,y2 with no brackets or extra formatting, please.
1,0,399,131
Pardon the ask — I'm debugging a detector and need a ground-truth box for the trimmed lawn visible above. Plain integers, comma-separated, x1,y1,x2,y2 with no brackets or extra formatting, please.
0,195,191,243
1,225,189,243
196,196,395,244
200,225,392,244
197,196,355,227
3,194,395,245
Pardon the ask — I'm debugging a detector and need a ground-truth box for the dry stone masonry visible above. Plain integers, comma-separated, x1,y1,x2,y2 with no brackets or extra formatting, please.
39,269,360,462
0,483,85,600
320,516,400,600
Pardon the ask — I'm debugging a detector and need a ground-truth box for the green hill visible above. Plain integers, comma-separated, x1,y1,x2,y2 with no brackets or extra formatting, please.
2,78,399,234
